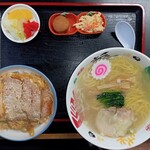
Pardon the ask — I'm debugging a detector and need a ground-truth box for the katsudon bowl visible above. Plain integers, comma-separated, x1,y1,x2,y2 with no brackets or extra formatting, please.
66,47,150,150
0,65,57,141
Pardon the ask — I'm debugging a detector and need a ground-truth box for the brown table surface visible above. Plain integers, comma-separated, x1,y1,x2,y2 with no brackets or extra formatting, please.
0,0,150,150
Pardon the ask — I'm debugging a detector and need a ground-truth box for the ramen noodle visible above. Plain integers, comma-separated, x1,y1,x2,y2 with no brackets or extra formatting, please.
74,55,150,137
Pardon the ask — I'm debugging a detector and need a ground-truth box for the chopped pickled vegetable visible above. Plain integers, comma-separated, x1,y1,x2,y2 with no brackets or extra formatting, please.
74,12,105,33
23,21,39,38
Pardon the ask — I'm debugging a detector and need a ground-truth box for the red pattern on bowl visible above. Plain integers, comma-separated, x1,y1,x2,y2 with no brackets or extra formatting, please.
70,96,83,128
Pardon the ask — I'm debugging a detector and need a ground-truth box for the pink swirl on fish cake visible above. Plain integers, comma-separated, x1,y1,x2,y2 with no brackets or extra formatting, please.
91,59,111,80
95,64,107,76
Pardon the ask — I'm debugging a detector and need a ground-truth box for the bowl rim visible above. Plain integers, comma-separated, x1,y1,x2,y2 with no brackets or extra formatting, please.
0,65,57,141
1,3,40,43
66,47,150,150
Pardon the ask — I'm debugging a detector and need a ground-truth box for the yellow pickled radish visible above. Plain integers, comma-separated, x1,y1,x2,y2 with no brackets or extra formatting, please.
7,9,33,20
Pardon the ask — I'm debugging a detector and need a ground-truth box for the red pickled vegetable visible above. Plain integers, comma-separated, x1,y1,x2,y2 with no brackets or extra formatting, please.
23,20,39,39
24,27,32,38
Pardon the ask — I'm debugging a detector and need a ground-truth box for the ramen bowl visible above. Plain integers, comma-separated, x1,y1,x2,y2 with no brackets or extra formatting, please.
66,47,150,150
1,4,40,43
0,65,57,141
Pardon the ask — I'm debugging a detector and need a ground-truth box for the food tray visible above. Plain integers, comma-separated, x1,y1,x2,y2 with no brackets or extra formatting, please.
0,2,145,134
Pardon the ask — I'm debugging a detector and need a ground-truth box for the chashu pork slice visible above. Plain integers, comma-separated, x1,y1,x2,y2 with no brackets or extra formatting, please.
2,77,27,121
21,78,41,121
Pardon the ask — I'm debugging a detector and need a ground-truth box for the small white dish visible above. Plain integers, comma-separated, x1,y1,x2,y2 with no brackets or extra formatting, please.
1,4,40,43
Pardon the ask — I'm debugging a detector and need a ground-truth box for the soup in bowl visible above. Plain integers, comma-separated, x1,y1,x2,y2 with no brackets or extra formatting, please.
66,47,150,149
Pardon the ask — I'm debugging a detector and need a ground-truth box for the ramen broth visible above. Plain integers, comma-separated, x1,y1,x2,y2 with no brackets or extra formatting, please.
74,55,150,137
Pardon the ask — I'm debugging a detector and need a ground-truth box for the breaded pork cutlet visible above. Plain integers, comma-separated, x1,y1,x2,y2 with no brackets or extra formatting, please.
0,72,54,135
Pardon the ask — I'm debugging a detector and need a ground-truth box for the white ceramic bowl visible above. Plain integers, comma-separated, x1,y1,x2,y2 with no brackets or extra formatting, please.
66,47,150,150
1,4,40,43
0,65,57,141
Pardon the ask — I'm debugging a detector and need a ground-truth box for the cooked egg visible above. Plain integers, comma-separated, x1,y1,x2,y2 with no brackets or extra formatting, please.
52,15,69,33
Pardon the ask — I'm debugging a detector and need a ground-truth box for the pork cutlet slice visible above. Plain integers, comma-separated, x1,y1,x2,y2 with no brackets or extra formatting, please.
2,77,27,121
41,88,54,118
0,80,5,121
1,74,54,128
21,78,41,121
